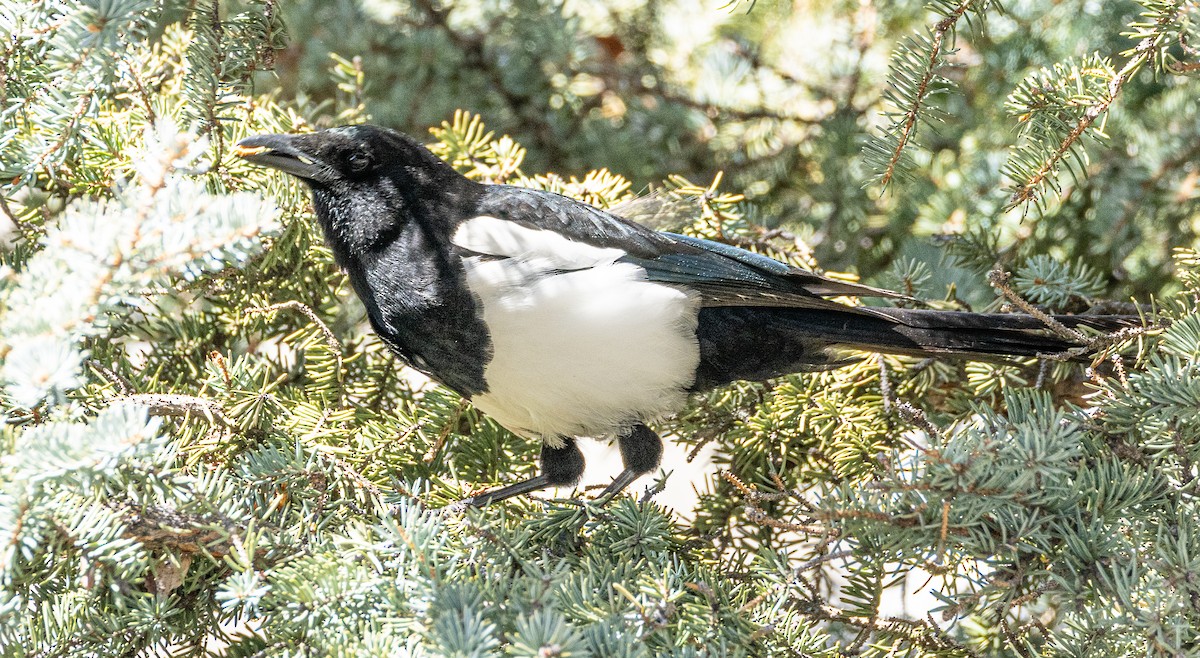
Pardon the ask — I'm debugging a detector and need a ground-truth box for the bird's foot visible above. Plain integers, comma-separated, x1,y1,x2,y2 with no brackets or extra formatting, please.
450,474,553,510
592,468,643,505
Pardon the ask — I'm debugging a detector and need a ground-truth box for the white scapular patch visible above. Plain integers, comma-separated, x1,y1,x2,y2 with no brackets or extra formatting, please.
453,216,701,444
452,215,625,271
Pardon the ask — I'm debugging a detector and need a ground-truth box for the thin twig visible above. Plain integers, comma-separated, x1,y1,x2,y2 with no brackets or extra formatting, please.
877,354,892,413
87,359,133,396
743,506,833,535
1007,2,1185,209
246,301,343,357
791,549,854,575
124,393,233,427
987,269,1088,343
0,194,33,238
879,0,980,187
895,402,945,445
424,399,468,464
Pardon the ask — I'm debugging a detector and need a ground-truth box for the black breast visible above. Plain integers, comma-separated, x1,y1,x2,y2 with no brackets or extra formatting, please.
350,219,492,397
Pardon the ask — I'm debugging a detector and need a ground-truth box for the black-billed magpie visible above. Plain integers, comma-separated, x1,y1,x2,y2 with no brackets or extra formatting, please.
235,125,1133,506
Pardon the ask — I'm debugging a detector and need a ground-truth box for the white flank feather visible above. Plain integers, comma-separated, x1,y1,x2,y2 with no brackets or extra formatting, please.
453,216,701,444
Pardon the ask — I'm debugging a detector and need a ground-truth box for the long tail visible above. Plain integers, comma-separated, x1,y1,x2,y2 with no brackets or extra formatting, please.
691,306,1140,390
828,307,1137,359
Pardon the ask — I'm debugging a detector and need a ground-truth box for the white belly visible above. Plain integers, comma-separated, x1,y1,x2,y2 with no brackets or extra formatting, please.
463,257,701,443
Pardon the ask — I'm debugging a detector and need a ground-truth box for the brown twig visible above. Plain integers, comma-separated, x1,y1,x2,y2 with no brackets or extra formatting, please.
1007,2,1186,209
246,301,342,356
895,402,945,446
124,393,233,427
87,359,134,396
878,1,980,188
424,399,468,464
987,269,1088,343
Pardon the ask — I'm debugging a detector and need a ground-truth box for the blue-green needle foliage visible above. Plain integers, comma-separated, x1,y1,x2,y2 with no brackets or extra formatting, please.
1,2,1199,657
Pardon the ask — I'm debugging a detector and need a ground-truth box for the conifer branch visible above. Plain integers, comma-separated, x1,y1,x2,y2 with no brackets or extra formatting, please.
870,0,984,188
2,5,1199,656
1006,1,1188,211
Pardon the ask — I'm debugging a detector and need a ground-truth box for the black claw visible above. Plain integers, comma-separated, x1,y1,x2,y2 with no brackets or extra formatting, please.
595,468,641,503
452,428,665,508
453,438,586,508
596,424,664,503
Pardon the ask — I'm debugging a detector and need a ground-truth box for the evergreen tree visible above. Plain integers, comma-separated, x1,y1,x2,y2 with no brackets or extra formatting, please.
1,1,1198,656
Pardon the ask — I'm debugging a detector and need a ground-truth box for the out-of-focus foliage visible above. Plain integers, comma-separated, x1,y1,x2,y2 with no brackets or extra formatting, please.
280,0,1200,302
1,1,1198,657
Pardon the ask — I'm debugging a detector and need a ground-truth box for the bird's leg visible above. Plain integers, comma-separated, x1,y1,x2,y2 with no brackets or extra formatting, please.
459,437,584,507
596,423,663,503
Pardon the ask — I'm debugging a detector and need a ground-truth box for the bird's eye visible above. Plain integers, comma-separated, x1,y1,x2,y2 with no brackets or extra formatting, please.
347,152,371,173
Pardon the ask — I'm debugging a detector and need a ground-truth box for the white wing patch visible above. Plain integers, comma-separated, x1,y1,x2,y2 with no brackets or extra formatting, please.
452,215,625,271
455,216,701,443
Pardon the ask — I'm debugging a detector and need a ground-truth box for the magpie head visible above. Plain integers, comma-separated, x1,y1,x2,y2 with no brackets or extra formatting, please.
235,125,436,185
236,125,477,258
